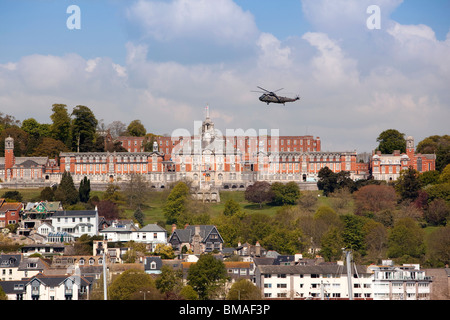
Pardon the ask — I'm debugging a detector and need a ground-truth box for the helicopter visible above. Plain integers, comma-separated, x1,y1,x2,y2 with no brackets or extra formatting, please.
252,86,300,105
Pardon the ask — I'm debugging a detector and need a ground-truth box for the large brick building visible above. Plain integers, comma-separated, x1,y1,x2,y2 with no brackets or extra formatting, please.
370,136,436,181
1,108,433,189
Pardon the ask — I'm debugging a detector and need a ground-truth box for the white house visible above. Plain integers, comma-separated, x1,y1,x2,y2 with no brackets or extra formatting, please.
133,224,167,250
100,223,167,251
368,260,432,300
50,209,99,238
24,273,91,300
255,263,373,300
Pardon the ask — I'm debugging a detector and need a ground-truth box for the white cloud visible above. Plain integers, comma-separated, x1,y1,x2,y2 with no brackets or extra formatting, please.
126,0,258,46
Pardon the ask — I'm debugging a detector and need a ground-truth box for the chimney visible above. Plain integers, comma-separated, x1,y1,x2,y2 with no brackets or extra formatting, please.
195,226,200,236
172,224,177,233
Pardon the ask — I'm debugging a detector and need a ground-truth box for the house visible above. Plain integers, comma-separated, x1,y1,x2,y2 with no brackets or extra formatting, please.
368,260,433,300
1,253,49,281
0,200,22,229
50,209,99,238
168,224,224,254
0,254,22,281
133,224,167,250
144,256,163,274
21,244,66,257
255,263,372,300
99,221,139,242
0,280,27,300
24,273,92,300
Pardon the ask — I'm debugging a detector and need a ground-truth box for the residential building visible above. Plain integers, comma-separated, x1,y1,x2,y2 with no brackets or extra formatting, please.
21,244,66,257
168,224,224,254
144,256,163,274
368,260,433,300
255,263,372,300
50,209,99,238
24,273,92,300
99,222,167,250
0,199,22,228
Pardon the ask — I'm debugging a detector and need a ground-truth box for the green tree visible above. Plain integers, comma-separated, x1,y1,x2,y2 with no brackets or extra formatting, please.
71,105,98,152
395,167,421,202
50,104,72,148
387,218,426,260
341,215,368,254
416,135,450,172
32,137,68,157
1,190,23,202
223,198,241,216
187,253,228,300
426,226,450,267
156,265,184,296
21,118,49,155
127,120,147,137
226,279,262,300
376,129,406,154
40,186,55,201
270,181,301,205
55,171,79,205
108,269,156,300
320,226,344,262
440,164,450,183
163,182,190,224
317,166,337,196
79,176,91,203
133,207,145,227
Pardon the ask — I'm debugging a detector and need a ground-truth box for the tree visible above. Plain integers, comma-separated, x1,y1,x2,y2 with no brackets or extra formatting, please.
95,200,120,220
353,184,398,215
387,218,426,261
55,171,79,205
245,181,273,208
107,121,127,139
163,182,190,224
426,226,450,267
417,135,450,172
79,176,91,203
395,167,421,202
376,129,406,154
226,279,262,300
223,198,241,216
1,190,23,202
127,120,146,137
71,105,98,152
320,226,344,262
317,167,337,196
21,118,49,155
440,164,450,183
341,214,368,253
123,174,151,209
133,207,145,227
363,220,388,261
108,269,157,300
50,104,72,148
32,137,68,157
270,181,301,205
156,265,184,296
424,199,449,226
40,186,55,201
187,253,228,300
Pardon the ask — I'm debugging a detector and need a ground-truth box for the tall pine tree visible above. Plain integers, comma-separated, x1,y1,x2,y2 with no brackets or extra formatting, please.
55,171,79,205
79,176,91,203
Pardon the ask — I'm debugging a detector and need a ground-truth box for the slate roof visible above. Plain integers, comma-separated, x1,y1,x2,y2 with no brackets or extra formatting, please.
139,224,167,233
0,280,27,294
144,256,163,271
170,225,221,243
0,254,22,268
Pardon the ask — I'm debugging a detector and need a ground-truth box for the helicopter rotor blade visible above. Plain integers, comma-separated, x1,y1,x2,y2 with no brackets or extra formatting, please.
257,86,271,93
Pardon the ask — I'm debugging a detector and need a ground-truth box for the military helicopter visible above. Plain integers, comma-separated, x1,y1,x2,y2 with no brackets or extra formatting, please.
252,86,300,105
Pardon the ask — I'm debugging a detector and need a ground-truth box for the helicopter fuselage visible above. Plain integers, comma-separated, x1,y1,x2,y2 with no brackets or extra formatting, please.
259,94,299,105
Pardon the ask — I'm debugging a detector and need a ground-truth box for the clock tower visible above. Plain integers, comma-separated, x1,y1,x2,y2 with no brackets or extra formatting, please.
4,136,15,180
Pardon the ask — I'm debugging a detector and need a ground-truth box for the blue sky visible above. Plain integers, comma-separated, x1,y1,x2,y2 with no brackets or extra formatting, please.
1,0,449,152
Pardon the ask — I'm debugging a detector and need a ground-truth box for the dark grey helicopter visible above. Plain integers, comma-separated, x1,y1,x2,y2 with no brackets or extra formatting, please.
252,86,300,105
